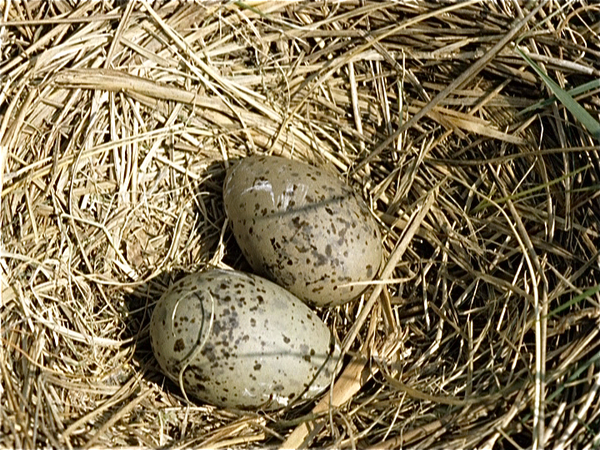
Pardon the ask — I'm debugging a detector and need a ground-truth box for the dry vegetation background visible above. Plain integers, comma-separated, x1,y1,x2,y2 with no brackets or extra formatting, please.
1,1,600,449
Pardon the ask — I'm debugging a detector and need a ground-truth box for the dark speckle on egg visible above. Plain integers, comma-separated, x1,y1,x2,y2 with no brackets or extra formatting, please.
174,338,185,353
223,155,382,306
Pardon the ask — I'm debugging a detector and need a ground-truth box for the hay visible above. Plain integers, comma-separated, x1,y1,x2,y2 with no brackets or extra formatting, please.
1,1,600,448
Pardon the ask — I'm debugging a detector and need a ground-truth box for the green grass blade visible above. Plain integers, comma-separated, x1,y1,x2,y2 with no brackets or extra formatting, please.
519,79,600,116
472,164,590,214
547,284,600,318
516,46,600,141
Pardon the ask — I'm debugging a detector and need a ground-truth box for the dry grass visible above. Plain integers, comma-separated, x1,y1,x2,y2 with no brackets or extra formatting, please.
2,1,600,448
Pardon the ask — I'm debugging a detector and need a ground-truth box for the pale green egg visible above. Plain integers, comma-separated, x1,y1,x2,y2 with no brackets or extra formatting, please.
150,269,341,410
224,155,382,307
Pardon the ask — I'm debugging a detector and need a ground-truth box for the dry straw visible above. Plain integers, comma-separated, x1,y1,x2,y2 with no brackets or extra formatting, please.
2,1,600,449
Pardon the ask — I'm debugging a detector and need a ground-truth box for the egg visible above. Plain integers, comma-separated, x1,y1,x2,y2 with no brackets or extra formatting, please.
223,155,382,307
149,269,341,410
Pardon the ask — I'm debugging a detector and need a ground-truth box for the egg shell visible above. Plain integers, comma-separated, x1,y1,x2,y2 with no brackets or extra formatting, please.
149,269,341,411
223,155,382,306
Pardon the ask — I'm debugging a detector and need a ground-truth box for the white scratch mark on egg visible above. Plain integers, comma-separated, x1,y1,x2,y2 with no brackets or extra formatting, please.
242,179,275,205
279,183,308,210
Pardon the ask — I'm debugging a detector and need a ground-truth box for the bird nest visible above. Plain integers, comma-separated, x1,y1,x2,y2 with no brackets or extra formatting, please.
2,1,600,449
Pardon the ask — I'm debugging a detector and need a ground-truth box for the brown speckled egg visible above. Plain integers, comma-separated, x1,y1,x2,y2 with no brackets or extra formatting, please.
223,155,382,307
149,269,341,411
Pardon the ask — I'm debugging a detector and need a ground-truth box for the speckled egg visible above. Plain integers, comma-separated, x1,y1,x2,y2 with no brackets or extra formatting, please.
149,269,341,410
223,155,382,307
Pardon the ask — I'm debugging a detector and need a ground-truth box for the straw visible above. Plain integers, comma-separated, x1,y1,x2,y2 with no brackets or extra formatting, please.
2,1,600,448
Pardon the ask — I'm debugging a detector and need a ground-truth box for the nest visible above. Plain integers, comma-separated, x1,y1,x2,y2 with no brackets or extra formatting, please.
2,1,600,448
